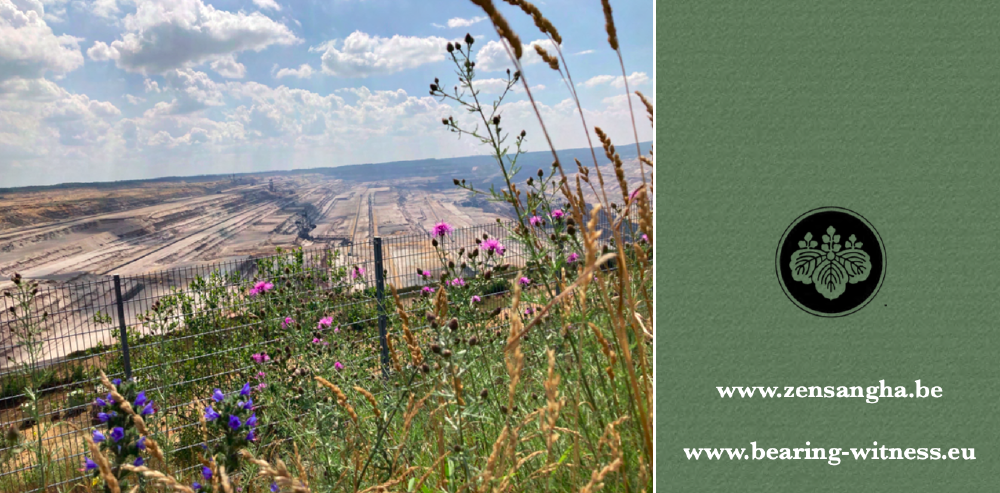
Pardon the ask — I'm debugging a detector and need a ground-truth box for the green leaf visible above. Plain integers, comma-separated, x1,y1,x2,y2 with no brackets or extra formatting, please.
789,250,823,285
558,444,574,465
812,259,849,300
839,250,872,283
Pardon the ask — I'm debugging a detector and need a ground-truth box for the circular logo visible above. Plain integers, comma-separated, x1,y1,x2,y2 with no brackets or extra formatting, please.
776,207,885,317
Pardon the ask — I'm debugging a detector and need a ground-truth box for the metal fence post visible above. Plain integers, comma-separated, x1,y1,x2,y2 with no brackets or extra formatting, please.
113,275,132,380
373,237,390,378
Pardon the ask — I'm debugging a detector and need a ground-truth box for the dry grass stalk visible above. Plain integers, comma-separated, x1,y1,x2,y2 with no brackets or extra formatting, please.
541,349,562,457
85,432,121,493
452,373,465,407
353,386,382,419
433,284,449,320
504,278,526,412
589,322,617,379
390,284,423,366
410,452,452,493
315,376,358,424
534,45,559,71
293,440,309,489
469,0,523,59
218,465,233,493
600,0,619,50
239,450,310,493
578,458,623,493
358,466,418,493
121,465,193,493
495,450,545,492
501,0,561,43
635,91,653,126
481,425,509,486
98,371,166,463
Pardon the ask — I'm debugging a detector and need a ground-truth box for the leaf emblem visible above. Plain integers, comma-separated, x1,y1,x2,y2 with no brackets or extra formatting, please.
787,226,871,300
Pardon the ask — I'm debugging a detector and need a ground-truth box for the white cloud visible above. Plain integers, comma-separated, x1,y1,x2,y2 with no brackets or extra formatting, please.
574,49,594,55
474,78,544,95
87,40,119,61
579,71,649,89
145,68,225,115
311,31,450,78
100,0,299,74
90,0,122,20
475,38,559,72
274,63,313,79
446,16,485,28
143,78,160,93
211,55,246,79
0,0,85,81
252,0,280,11
125,94,145,104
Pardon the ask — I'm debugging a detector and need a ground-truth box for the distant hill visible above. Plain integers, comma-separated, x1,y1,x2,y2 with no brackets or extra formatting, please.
0,142,652,195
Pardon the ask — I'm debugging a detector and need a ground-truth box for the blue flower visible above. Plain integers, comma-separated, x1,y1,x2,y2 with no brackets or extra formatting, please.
97,412,112,423
140,402,154,417
228,415,241,430
204,406,221,421
202,466,213,481
112,379,122,387
110,427,124,443
212,388,225,402
137,436,146,451
192,482,203,491
270,483,279,493
133,457,144,467
95,397,107,407
240,383,251,397
242,398,253,411
246,413,257,428
246,429,255,441
133,391,147,408
92,430,106,443
84,458,98,471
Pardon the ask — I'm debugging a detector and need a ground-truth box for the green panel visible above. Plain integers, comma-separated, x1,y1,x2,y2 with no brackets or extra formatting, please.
656,1,1000,491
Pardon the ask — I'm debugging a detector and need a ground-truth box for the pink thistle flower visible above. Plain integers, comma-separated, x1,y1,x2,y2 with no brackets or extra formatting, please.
257,383,267,391
251,353,270,363
421,270,431,278
432,222,454,237
334,362,344,371
567,252,580,263
471,295,481,303
482,238,506,256
333,326,340,334
281,317,294,329
422,286,436,295
640,234,649,243
524,307,534,316
519,277,531,287
529,216,542,227
450,278,465,287
551,209,564,219
318,317,333,330
351,266,365,280
256,372,266,379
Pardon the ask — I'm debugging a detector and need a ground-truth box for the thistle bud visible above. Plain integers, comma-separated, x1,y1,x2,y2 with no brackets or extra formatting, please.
430,83,438,92
453,178,460,185
567,226,576,236
421,363,431,374
431,344,442,354
479,389,488,399
500,405,508,415
446,42,454,52
448,318,458,331
537,169,544,178
427,313,436,323
520,130,526,138
492,116,500,125
432,239,439,247
442,349,451,358
490,307,502,317
442,118,449,125
448,260,455,269
465,33,474,45
469,336,479,346
453,444,462,453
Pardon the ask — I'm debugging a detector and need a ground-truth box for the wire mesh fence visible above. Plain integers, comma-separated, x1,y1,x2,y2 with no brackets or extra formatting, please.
0,211,640,492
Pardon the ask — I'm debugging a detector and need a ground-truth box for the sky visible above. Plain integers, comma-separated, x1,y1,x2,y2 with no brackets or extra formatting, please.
0,0,654,188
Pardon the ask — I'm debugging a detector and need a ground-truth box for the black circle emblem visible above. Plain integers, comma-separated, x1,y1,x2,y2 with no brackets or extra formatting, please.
776,207,885,317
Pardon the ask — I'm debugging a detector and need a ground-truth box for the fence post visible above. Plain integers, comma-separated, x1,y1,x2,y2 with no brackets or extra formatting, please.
373,237,390,378
113,275,132,380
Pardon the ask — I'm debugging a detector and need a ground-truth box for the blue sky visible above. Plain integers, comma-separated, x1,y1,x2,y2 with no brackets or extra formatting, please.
0,0,654,187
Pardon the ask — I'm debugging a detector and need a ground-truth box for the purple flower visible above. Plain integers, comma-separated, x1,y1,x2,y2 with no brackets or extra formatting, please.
450,278,465,287
422,286,435,295
112,379,122,387
421,270,431,278
133,457,144,467
567,252,580,263
471,295,481,303
640,234,648,243
257,371,266,380
270,483,279,493
432,222,454,237
212,388,225,402
83,458,98,471
351,266,365,280
228,415,241,430
133,391,147,408
281,317,294,329
193,482,203,491
140,403,154,417
202,466,213,481
242,398,254,411
92,430,106,443
529,216,542,227
240,383,251,397
204,406,221,421
551,209,565,219
246,413,258,428
334,361,344,371
482,238,505,256
317,317,333,330
524,307,534,316
110,427,124,443
137,436,147,451
97,412,114,423
95,397,108,407
247,429,256,442
252,352,270,363
519,277,531,286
